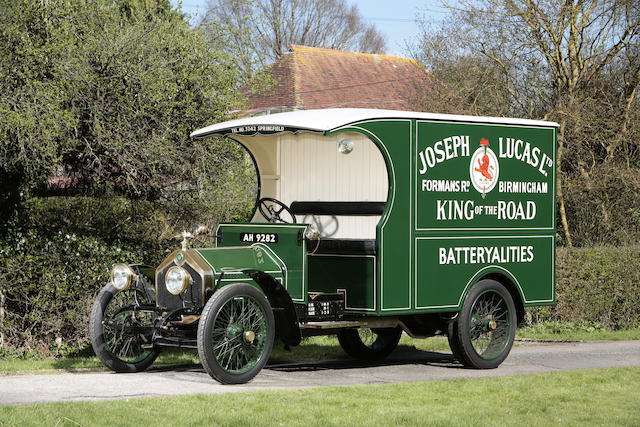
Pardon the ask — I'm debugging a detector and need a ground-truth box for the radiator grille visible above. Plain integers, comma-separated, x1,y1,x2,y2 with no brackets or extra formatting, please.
156,262,204,310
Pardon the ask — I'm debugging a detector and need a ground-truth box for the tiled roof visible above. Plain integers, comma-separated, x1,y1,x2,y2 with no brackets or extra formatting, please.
244,45,440,115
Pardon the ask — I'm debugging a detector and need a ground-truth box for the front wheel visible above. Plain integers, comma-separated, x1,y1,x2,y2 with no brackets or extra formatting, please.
448,279,517,369
337,327,402,361
197,283,275,384
89,284,159,373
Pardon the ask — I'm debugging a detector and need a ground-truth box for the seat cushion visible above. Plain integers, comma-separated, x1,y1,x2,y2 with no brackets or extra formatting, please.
307,238,376,255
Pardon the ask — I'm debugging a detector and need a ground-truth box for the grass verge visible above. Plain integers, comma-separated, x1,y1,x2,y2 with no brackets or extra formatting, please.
1,367,639,426
517,322,640,341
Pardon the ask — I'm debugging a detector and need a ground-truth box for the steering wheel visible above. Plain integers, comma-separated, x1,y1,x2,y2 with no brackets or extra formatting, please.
257,198,297,224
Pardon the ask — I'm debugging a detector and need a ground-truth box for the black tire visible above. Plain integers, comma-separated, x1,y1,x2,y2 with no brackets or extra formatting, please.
197,283,275,384
89,284,159,373
450,279,517,369
447,320,464,362
337,327,402,361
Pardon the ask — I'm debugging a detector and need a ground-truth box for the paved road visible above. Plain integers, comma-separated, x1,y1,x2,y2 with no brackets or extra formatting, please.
1,340,639,406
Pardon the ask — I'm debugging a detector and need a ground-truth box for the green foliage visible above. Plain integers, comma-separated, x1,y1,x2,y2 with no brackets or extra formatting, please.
0,195,255,356
526,247,640,330
0,229,157,355
0,0,257,356
0,0,251,231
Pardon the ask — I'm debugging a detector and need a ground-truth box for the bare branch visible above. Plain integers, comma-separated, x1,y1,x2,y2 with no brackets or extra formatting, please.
201,0,386,77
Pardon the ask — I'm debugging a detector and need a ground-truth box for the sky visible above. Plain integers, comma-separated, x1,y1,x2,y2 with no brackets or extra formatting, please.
169,0,449,57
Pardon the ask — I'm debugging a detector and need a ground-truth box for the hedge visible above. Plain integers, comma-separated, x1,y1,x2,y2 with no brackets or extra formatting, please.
0,230,170,356
1,234,639,356
528,247,640,329
0,196,222,356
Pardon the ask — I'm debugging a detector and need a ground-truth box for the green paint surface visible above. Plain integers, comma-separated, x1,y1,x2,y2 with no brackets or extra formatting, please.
415,121,556,231
195,246,284,290
307,255,376,312
196,246,281,274
215,223,307,302
331,120,414,313
415,236,554,309
331,118,556,315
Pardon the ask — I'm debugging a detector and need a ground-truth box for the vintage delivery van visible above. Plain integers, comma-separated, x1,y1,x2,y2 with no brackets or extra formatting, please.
90,108,558,384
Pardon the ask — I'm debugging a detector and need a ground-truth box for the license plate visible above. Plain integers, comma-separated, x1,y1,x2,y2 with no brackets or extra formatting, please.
240,232,279,243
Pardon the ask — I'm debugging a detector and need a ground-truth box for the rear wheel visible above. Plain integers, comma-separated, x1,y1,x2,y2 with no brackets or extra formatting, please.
89,284,159,373
197,283,275,384
448,279,517,369
337,327,402,361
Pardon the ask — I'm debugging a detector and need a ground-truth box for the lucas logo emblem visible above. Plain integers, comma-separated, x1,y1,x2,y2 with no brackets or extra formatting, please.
470,138,499,198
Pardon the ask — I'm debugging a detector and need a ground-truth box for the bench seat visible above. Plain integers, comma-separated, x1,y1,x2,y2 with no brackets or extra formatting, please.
291,201,385,216
292,201,382,256
307,238,376,255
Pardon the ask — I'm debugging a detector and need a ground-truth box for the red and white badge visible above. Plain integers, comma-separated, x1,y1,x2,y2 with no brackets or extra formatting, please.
470,137,499,198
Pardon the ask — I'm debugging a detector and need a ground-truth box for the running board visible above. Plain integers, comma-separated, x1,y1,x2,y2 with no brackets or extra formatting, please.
300,321,367,329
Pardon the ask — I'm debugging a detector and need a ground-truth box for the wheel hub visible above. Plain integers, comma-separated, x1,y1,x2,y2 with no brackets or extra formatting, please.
225,323,243,339
244,330,256,343
472,314,498,332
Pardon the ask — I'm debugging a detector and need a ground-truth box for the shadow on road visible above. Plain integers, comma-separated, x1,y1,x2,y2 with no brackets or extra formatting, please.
144,348,461,375
267,351,459,372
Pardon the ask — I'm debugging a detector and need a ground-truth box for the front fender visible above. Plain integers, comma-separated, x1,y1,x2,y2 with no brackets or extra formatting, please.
246,271,301,347
126,264,155,282
194,245,301,346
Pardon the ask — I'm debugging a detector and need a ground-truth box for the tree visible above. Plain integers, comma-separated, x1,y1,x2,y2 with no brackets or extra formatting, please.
0,0,262,353
0,0,77,228
0,0,254,233
413,0,640,246
200,0,386,76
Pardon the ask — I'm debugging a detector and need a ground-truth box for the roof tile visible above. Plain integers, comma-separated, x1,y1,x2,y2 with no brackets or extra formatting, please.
244,45,439,115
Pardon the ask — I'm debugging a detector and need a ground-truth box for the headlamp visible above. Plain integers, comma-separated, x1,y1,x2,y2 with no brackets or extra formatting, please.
111,264,135,291
165,266,191,295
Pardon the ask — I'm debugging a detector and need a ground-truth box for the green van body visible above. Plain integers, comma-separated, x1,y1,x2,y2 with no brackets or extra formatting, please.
209,115,556,317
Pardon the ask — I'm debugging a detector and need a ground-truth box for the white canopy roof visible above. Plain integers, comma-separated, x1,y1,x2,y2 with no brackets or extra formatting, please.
190,108,559,138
